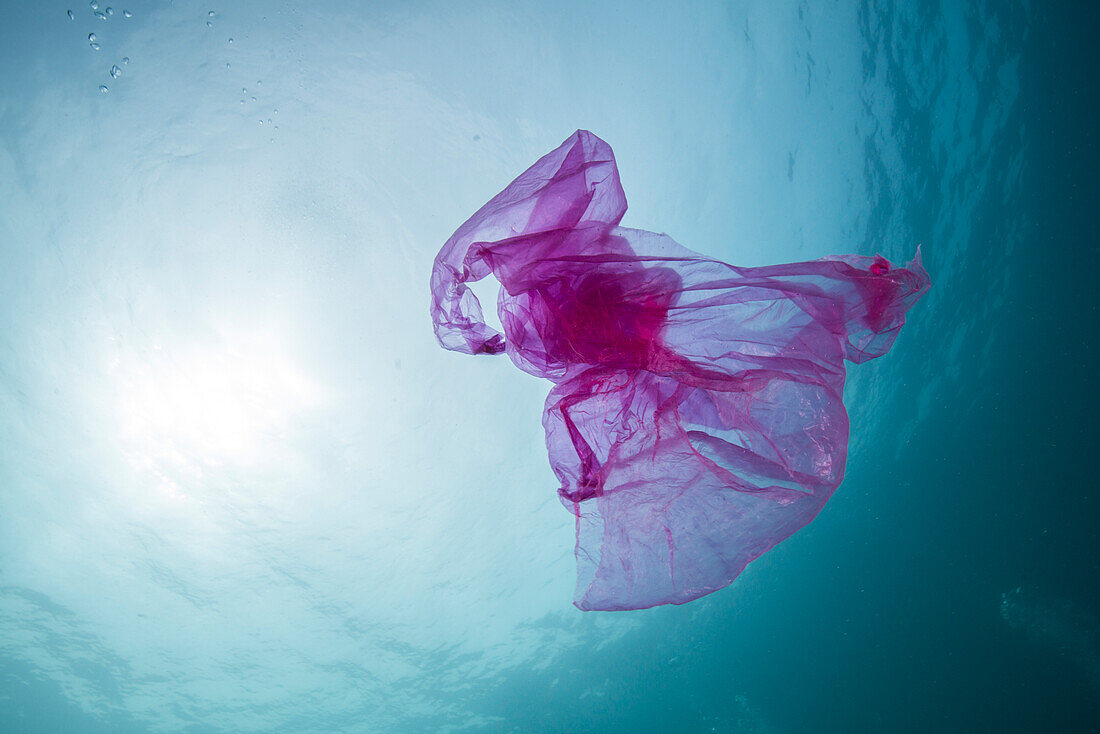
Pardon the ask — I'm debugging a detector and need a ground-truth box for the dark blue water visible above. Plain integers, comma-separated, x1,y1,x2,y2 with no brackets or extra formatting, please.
0,1,1095,732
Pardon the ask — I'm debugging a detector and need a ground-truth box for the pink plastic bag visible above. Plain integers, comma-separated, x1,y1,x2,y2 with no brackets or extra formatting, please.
431,131,930,610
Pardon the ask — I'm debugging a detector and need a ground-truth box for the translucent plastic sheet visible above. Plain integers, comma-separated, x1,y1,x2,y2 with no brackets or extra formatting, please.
431,131,930,610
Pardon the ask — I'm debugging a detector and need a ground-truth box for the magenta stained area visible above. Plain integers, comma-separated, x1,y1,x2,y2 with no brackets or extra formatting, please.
430,130,930,611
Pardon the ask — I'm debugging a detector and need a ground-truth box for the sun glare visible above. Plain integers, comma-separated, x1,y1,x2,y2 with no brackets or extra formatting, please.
112,332,325,486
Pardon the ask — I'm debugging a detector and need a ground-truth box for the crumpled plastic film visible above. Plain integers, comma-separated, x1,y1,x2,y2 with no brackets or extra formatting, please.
431,131,930,610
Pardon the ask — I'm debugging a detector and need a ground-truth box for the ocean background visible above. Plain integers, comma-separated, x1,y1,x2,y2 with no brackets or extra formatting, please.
0,1,1095,732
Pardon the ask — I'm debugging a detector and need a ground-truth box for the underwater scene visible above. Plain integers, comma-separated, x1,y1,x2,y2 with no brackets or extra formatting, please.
0,1,1095,732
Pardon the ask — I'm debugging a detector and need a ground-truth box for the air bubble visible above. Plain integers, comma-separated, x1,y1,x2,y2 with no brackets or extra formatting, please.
110,64,121,78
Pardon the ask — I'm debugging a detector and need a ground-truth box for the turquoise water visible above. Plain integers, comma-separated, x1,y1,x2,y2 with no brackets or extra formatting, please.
1,1,1095,732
